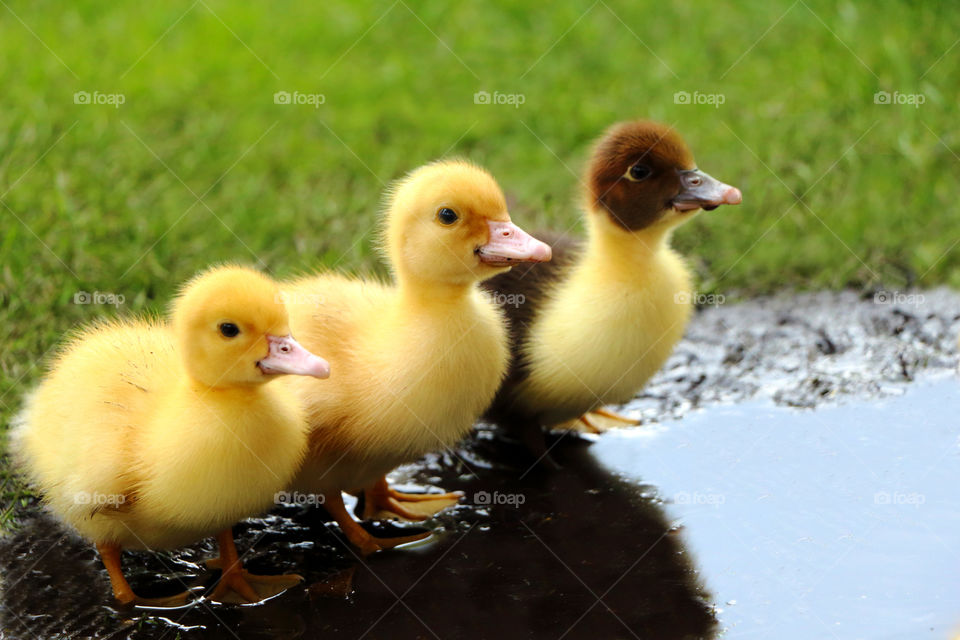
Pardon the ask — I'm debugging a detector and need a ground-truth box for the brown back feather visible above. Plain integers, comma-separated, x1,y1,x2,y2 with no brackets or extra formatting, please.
480,230,581,427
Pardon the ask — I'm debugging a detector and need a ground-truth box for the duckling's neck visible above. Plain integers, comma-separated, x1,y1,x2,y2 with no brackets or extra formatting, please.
396,278,474,310
181,377,270,416
580,210,674,280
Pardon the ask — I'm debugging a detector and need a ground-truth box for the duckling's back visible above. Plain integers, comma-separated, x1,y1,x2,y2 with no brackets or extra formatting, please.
480,231,582,427
13,320,174,536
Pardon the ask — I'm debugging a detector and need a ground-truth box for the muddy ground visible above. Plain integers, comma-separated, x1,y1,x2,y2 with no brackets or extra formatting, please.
626,287,959,418
1,289,957,639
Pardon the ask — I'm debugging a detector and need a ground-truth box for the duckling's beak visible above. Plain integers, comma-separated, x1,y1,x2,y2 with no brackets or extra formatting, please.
477,220,552,266
671,169,742,212
258,335,330,379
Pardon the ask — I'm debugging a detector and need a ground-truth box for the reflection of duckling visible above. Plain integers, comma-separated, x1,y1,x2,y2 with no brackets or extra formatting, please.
482,121,741,460
283,159,551,553
13,266,329,605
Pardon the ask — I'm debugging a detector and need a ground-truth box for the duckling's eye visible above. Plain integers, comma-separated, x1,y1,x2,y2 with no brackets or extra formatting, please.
218,322,240,338
437,207,459,225
627,164,652,181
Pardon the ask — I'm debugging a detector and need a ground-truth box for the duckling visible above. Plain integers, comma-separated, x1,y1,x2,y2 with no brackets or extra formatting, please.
481,120,742,461
283,159,551,553
12,266,330,606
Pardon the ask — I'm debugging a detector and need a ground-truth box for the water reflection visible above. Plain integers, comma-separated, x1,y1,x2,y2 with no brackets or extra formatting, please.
1,429,714,639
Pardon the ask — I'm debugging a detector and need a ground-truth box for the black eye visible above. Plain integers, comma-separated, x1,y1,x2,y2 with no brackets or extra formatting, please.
628,164,652,181
218,322,240,338
437,207,459,225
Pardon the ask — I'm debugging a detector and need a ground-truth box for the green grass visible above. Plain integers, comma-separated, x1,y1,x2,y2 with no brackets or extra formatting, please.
1,1,958,523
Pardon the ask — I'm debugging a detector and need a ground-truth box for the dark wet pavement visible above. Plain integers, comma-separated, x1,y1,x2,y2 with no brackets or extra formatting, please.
2,290,958,639
0,434,715,640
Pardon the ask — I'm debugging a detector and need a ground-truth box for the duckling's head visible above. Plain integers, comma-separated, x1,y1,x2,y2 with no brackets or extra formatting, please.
587,120,742,233
171,266,330,388
381,159,551,288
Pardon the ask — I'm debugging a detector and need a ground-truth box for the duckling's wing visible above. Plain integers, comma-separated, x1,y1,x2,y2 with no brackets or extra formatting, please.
480,231,581,425
16,320,169,527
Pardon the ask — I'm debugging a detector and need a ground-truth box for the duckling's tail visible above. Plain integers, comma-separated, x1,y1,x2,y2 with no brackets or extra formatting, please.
6,389,39,484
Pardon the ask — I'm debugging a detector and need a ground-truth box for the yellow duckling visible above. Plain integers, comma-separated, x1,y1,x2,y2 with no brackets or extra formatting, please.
13,266,330,606
481,121,742,460
283,159,551,554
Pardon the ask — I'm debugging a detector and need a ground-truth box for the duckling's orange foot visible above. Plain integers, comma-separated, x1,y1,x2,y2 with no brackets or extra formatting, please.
389,488,464,503
363,477,463,521
325,489,433,554
593,408,641,425
208,568,303,604
129,590,194,608
207,529,303,604
111,588,193,609
566,408,641,434
353,530,433,557
98,542,194,608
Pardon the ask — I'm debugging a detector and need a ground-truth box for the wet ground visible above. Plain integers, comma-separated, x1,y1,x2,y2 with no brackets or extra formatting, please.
1,289,958,639
624,288,960,421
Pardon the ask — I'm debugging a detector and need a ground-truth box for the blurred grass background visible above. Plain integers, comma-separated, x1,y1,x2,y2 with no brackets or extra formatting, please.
1,1,958,518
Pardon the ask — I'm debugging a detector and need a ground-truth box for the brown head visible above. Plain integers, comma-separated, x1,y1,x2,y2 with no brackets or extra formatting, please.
586,121,741,232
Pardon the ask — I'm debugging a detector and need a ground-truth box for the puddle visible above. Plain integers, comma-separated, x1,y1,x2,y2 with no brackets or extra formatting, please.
593,375,960,639
2,290,957,639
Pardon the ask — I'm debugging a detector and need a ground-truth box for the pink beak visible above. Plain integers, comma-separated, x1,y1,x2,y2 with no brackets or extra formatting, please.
258,335,330,379
671,169,742,212
477,220,552,267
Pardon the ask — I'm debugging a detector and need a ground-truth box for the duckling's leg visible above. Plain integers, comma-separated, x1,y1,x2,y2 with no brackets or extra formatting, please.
97,542,191,607
362,476,462,521
207,529,303,604
325,490,431,555
97,542,137,605
519,421,561,470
